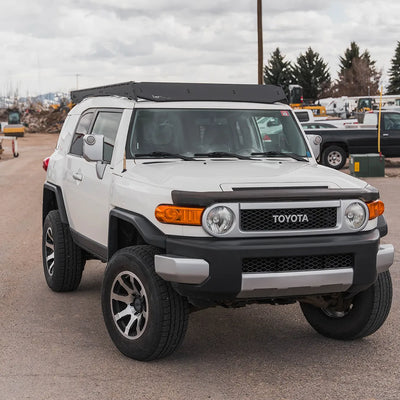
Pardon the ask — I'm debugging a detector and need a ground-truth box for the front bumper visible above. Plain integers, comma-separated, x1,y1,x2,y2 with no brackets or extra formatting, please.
154,229,394,301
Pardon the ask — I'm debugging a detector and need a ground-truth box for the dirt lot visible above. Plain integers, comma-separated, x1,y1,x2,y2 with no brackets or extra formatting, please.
0,133,400,400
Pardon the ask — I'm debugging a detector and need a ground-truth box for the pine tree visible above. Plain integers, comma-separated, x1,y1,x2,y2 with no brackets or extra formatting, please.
292,47,331,101
387,41,400,94
263,48,294,95
334,42,381,96
339,41,360,73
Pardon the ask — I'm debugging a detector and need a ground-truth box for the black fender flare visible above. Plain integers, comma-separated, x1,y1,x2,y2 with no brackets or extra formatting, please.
43,182,68,225
108,208,166,259
377,215,388,238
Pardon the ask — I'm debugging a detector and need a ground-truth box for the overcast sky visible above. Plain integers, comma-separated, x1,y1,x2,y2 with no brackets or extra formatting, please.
1,0,399,97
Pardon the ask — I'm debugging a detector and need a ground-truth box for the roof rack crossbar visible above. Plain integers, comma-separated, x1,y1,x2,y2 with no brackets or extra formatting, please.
70,82,288,105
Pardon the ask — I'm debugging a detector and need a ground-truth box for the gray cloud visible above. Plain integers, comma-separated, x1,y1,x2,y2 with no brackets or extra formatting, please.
0,0,397,96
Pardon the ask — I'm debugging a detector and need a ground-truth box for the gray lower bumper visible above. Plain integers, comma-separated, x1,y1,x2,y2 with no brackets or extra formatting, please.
155,255,209,284
239,268,353,298
155,243,394,296
376,244,394,273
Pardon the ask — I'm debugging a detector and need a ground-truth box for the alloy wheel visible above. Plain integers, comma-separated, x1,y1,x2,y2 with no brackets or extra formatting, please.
110,271,149,339
44,227,55,276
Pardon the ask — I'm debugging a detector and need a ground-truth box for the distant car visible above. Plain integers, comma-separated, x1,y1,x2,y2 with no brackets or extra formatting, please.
302,122,338,129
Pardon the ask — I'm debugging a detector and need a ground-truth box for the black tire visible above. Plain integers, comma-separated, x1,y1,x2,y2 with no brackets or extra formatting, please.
42,210,84,292
101,245,189,361
322,145,347,169
300,271,392,340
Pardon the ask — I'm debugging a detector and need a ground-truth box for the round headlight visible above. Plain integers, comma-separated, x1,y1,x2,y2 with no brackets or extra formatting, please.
205,206,234,235
344,202,366,229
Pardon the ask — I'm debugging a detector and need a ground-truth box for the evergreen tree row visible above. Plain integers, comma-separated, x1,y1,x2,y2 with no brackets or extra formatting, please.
264,41,400,101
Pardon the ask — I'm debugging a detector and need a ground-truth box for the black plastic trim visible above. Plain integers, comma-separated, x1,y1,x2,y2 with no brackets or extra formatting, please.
172,187,380,207
377,215,388,237
43,182,68,224
71,81,287,104
70,229,108,262
165,229,380,301
109,208,166,252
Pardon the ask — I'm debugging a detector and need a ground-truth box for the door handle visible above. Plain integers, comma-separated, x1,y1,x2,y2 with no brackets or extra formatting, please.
72,172,83,181
382,133,389,137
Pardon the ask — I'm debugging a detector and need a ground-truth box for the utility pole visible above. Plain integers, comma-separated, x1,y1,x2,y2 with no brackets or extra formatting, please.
257,0,263,84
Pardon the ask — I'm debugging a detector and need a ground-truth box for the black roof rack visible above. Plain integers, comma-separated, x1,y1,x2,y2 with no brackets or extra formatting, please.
70,81,287,104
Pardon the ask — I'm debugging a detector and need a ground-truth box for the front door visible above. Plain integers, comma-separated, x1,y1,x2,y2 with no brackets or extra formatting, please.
62,109,123,248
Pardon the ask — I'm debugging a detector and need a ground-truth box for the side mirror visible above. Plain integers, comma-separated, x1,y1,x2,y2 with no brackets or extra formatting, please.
83,134,103,162
82,134,107,179
306,134,322,159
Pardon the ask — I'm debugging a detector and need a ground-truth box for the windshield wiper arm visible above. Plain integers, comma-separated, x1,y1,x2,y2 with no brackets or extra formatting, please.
134,152,197,161
251,151,309,162
194,151,254,160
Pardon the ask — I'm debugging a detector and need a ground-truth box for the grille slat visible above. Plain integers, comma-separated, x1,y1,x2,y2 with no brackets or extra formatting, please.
242,254,353,273
240,207,337,231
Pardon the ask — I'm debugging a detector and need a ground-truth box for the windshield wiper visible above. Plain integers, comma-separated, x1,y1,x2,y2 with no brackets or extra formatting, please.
134,152,197,161
251,151,309,162
194,151,254,160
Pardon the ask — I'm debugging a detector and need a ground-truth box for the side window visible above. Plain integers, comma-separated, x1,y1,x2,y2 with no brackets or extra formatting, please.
70,112,94,155
384,113,400,131
91,111,122,162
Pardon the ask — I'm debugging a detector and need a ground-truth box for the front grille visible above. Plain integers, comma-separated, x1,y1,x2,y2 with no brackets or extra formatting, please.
240,207,337,231
242,254,353,273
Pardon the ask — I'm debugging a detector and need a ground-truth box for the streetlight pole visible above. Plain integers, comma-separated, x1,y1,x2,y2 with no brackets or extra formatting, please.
257,0,263,84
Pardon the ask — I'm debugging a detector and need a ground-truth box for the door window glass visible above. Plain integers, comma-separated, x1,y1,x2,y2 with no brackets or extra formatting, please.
70,112,94,155
91,111,122,162
384,113,400,131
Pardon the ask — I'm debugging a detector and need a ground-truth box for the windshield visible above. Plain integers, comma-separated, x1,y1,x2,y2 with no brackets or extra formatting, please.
127,108,310,159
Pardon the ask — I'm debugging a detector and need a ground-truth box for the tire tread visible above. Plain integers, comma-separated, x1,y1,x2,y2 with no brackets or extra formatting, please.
43,210,84,292
102,245,189,361
300,271,393,340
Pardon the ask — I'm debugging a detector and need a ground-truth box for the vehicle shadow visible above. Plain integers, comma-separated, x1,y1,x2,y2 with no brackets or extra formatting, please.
170,303,390,367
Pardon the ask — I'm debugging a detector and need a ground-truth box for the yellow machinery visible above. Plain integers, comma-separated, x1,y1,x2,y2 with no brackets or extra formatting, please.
356,97,377,113
3,111,25,137
50,99,74,113
289,84,327,117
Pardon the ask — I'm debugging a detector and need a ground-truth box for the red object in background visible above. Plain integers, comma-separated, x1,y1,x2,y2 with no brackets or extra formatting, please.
42,157,50,171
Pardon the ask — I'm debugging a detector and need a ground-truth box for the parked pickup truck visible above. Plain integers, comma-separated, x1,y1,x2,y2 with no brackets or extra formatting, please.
304,110,400,169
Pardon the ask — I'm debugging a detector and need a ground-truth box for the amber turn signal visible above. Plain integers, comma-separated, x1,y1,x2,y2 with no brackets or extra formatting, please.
155,205,204,225
367,200,384,220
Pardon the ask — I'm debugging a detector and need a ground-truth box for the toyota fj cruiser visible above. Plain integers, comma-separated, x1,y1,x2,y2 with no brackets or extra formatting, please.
42,82,394,361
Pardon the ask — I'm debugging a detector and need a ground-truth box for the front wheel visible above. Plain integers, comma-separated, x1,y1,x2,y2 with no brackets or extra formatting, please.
101,245,189,361
321,145,347,169
300,271,392,340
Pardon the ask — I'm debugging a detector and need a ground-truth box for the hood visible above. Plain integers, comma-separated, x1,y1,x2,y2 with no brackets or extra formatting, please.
125,159,367,192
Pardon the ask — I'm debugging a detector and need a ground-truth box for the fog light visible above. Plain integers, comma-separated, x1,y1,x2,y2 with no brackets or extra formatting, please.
204,206,234,235
344,202,366,229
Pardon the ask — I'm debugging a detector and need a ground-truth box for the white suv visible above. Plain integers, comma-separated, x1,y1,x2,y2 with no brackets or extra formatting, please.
42,82,394,361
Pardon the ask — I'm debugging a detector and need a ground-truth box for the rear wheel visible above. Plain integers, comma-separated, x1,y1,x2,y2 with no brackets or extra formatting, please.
300,271,392,340
322,145,346,169
101,245,189,361
42,210,85,291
